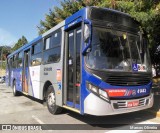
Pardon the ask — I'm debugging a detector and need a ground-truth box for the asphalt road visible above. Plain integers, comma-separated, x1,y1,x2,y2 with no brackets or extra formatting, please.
0,83,160,133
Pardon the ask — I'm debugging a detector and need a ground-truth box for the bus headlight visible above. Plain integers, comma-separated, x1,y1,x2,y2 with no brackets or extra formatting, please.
88,83,98,93
99,89,109,100
87,82,109,101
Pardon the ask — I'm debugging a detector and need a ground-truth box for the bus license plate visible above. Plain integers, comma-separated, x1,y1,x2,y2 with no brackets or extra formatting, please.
127,101,139,108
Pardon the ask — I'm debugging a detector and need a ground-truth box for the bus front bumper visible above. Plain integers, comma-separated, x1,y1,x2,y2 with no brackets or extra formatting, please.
84,93,153,116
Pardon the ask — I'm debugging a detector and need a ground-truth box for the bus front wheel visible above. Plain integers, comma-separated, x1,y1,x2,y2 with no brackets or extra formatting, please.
46,85,62,114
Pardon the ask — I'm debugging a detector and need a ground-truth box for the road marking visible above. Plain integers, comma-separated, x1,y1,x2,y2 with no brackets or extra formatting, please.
105,121,159,133
32,115,45,124
32,115,53,132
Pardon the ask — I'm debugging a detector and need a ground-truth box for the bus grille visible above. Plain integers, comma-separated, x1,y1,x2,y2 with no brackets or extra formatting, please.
106,75,151,86
113,99,149,109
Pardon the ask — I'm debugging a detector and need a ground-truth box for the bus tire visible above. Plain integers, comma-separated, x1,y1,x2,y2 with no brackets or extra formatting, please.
46,85,62,114
13,81,19,96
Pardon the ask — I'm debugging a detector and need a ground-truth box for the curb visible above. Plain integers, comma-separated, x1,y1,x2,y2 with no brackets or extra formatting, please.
146,110,160,117
156,112,160,117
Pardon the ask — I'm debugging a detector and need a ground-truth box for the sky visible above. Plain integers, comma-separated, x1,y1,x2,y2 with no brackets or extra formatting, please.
0,0,61,46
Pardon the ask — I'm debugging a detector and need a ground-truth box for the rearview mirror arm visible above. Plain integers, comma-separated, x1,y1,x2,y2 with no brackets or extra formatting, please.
82,19,92,55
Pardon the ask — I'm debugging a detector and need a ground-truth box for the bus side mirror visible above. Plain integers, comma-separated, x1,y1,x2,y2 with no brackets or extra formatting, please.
82,20,92,56
84,24,90,43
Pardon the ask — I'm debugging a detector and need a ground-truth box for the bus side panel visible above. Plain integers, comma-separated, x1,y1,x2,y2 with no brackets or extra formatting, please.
15,68,23,92
6,68,9,86
40,62,63,106
29,66,41,99
6,59,11,86
10,69,15,87
40,26,65,105
39,65,45,100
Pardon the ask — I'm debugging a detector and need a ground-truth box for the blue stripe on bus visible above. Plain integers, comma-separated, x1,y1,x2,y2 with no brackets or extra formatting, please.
66,101,74,107
64,7,88,114
84,70,151,99
64,17,83,30
64,8,86,30
75,104,80,110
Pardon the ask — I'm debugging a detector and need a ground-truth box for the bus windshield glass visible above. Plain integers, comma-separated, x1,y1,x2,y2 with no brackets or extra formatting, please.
86,27,151,72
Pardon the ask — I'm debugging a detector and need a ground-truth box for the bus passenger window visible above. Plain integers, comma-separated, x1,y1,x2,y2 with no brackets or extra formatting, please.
12,55,17,68
50,30,61,48
31,41,42,66
43,29,61,64
17,52,23,68
44,37,51,50
43,47,61,64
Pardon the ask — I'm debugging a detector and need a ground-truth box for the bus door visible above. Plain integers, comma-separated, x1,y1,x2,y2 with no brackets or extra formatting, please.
23,49,30,93
65,25,82,109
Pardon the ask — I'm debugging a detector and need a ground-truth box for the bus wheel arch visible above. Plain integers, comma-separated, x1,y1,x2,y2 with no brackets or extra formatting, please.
43,81,52,101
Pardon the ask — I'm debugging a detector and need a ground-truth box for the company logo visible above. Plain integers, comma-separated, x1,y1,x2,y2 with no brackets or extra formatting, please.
106,89,138,97
132,90,136,96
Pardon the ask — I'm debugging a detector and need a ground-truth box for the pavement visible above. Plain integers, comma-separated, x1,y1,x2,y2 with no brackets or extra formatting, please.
147,84,160,117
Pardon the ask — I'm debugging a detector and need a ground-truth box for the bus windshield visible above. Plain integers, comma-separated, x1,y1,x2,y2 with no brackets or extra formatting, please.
86,27,151,72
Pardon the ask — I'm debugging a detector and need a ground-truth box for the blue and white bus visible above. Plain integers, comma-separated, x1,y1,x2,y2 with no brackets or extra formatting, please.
6,7,153,116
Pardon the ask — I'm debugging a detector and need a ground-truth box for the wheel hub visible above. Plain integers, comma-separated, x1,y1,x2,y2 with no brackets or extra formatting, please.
48,92,55,107
13,85,15,93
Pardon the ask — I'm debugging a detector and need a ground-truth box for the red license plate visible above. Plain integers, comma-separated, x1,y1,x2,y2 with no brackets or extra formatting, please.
127,101,139,108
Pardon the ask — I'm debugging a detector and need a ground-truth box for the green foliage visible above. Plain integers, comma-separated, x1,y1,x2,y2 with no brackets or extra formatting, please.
12,36,28,52
2,61,6,70
0,46,11,60
0,46,11,70
37,0,104,34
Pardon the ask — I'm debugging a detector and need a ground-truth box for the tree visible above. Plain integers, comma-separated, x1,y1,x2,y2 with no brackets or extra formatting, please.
0,46,11,70
0,46,11,60
37,0,103,34
12,36,28,51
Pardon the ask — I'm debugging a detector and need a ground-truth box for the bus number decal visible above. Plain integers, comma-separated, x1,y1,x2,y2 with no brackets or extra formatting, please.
137,89,146,94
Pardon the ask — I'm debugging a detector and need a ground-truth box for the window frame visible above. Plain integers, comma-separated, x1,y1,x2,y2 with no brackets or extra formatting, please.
44,36,51,51
17,51,23,68
32,41,42,55
31,40,43,66
43,29,62,65
12,54,18,68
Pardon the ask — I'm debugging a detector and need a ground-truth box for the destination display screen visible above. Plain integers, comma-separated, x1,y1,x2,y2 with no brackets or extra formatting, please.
88,7,139,29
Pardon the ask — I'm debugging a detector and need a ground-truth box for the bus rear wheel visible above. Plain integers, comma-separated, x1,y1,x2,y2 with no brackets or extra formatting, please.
46,85,62,114
13,81,19,96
